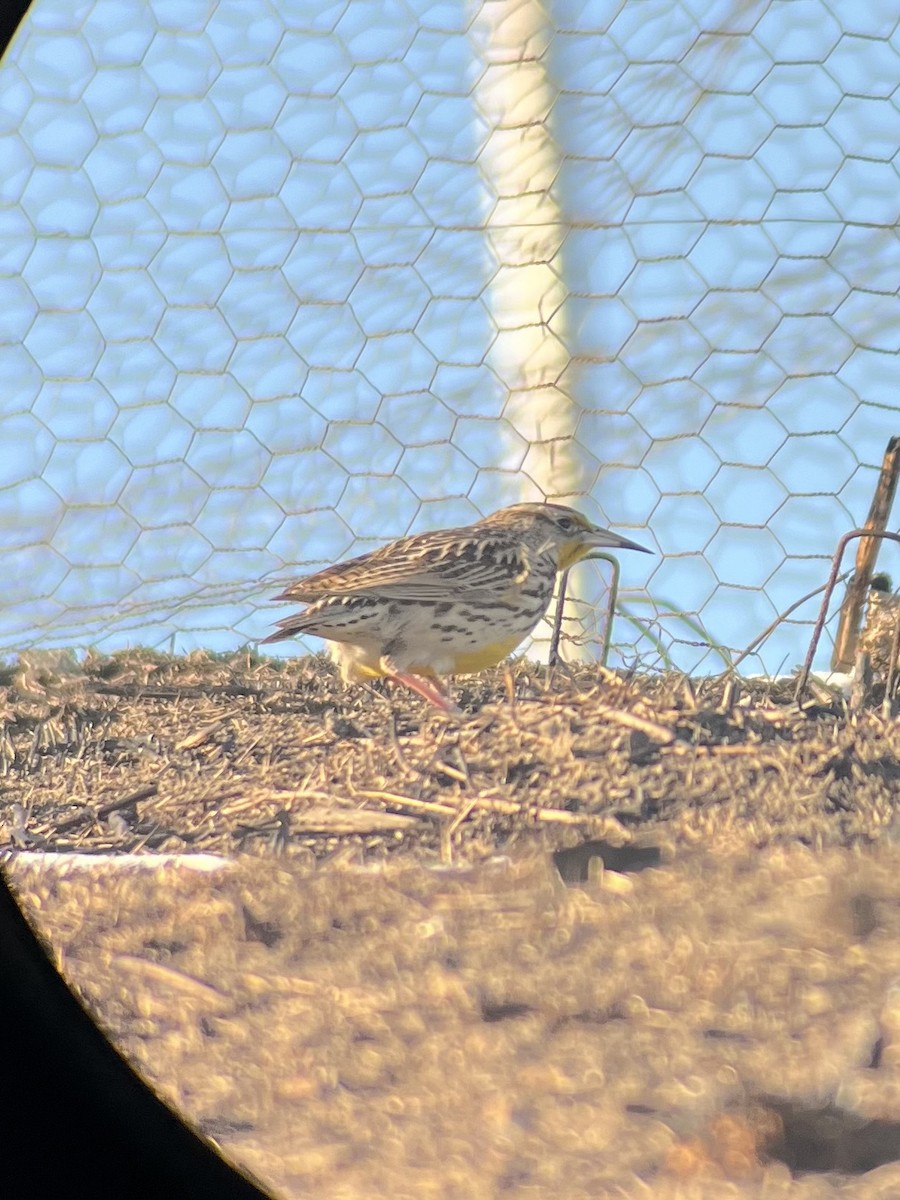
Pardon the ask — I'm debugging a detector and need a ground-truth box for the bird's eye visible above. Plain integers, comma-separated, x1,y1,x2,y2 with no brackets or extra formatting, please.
557,516,577,532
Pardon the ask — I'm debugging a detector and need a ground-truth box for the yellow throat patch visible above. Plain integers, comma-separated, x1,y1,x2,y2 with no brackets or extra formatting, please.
557,540,596,571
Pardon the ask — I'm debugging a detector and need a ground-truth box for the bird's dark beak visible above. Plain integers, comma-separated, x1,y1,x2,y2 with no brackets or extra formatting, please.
585,527,652,554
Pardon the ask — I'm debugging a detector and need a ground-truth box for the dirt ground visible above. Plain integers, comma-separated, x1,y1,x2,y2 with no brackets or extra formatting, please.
3,649,900,1198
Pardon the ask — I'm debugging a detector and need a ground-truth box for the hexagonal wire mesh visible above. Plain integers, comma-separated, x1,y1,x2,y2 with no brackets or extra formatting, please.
2,0,899,677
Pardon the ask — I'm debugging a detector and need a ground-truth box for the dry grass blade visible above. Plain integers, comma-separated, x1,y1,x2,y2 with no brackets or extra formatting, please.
175,719,232,751
591,704,677,744
288,807,420,834
352,789,456,817
111,955,233,1011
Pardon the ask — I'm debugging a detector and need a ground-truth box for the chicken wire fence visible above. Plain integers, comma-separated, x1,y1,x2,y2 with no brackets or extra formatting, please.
2,0,899,677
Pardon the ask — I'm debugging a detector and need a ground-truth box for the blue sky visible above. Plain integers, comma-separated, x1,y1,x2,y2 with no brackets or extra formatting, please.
2,0,900,674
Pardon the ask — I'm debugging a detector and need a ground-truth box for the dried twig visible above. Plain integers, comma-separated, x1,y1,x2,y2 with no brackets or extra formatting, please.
50,783,159,835
543,697,676,745
591,705,677,744
351,788,455,817
354,786,610,828
111,955,232,1010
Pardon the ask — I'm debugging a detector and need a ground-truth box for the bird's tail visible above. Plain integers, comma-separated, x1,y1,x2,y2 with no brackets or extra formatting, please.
258,614,309,645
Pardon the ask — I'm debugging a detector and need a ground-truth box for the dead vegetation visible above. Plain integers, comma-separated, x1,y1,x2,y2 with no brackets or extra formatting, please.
1,647,899,861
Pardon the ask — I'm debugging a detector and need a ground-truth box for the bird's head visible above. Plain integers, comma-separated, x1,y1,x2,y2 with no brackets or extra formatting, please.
485,503,652,570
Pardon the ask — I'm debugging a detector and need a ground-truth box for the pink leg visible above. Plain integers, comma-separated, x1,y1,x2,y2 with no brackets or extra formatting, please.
388,671,461,714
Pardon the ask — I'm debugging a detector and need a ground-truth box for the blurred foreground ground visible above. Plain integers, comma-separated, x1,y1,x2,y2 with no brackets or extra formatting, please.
3,651,900,1197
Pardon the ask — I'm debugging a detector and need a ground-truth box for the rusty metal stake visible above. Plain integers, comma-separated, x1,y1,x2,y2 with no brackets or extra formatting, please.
548,552,622,668
795,529,900,700
831,436,900,671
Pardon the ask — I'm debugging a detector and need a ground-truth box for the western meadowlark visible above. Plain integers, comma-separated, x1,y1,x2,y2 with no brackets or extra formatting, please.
261,502,650,710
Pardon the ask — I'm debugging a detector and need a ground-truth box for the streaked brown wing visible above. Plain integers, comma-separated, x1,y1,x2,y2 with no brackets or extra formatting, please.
274,527,526,603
